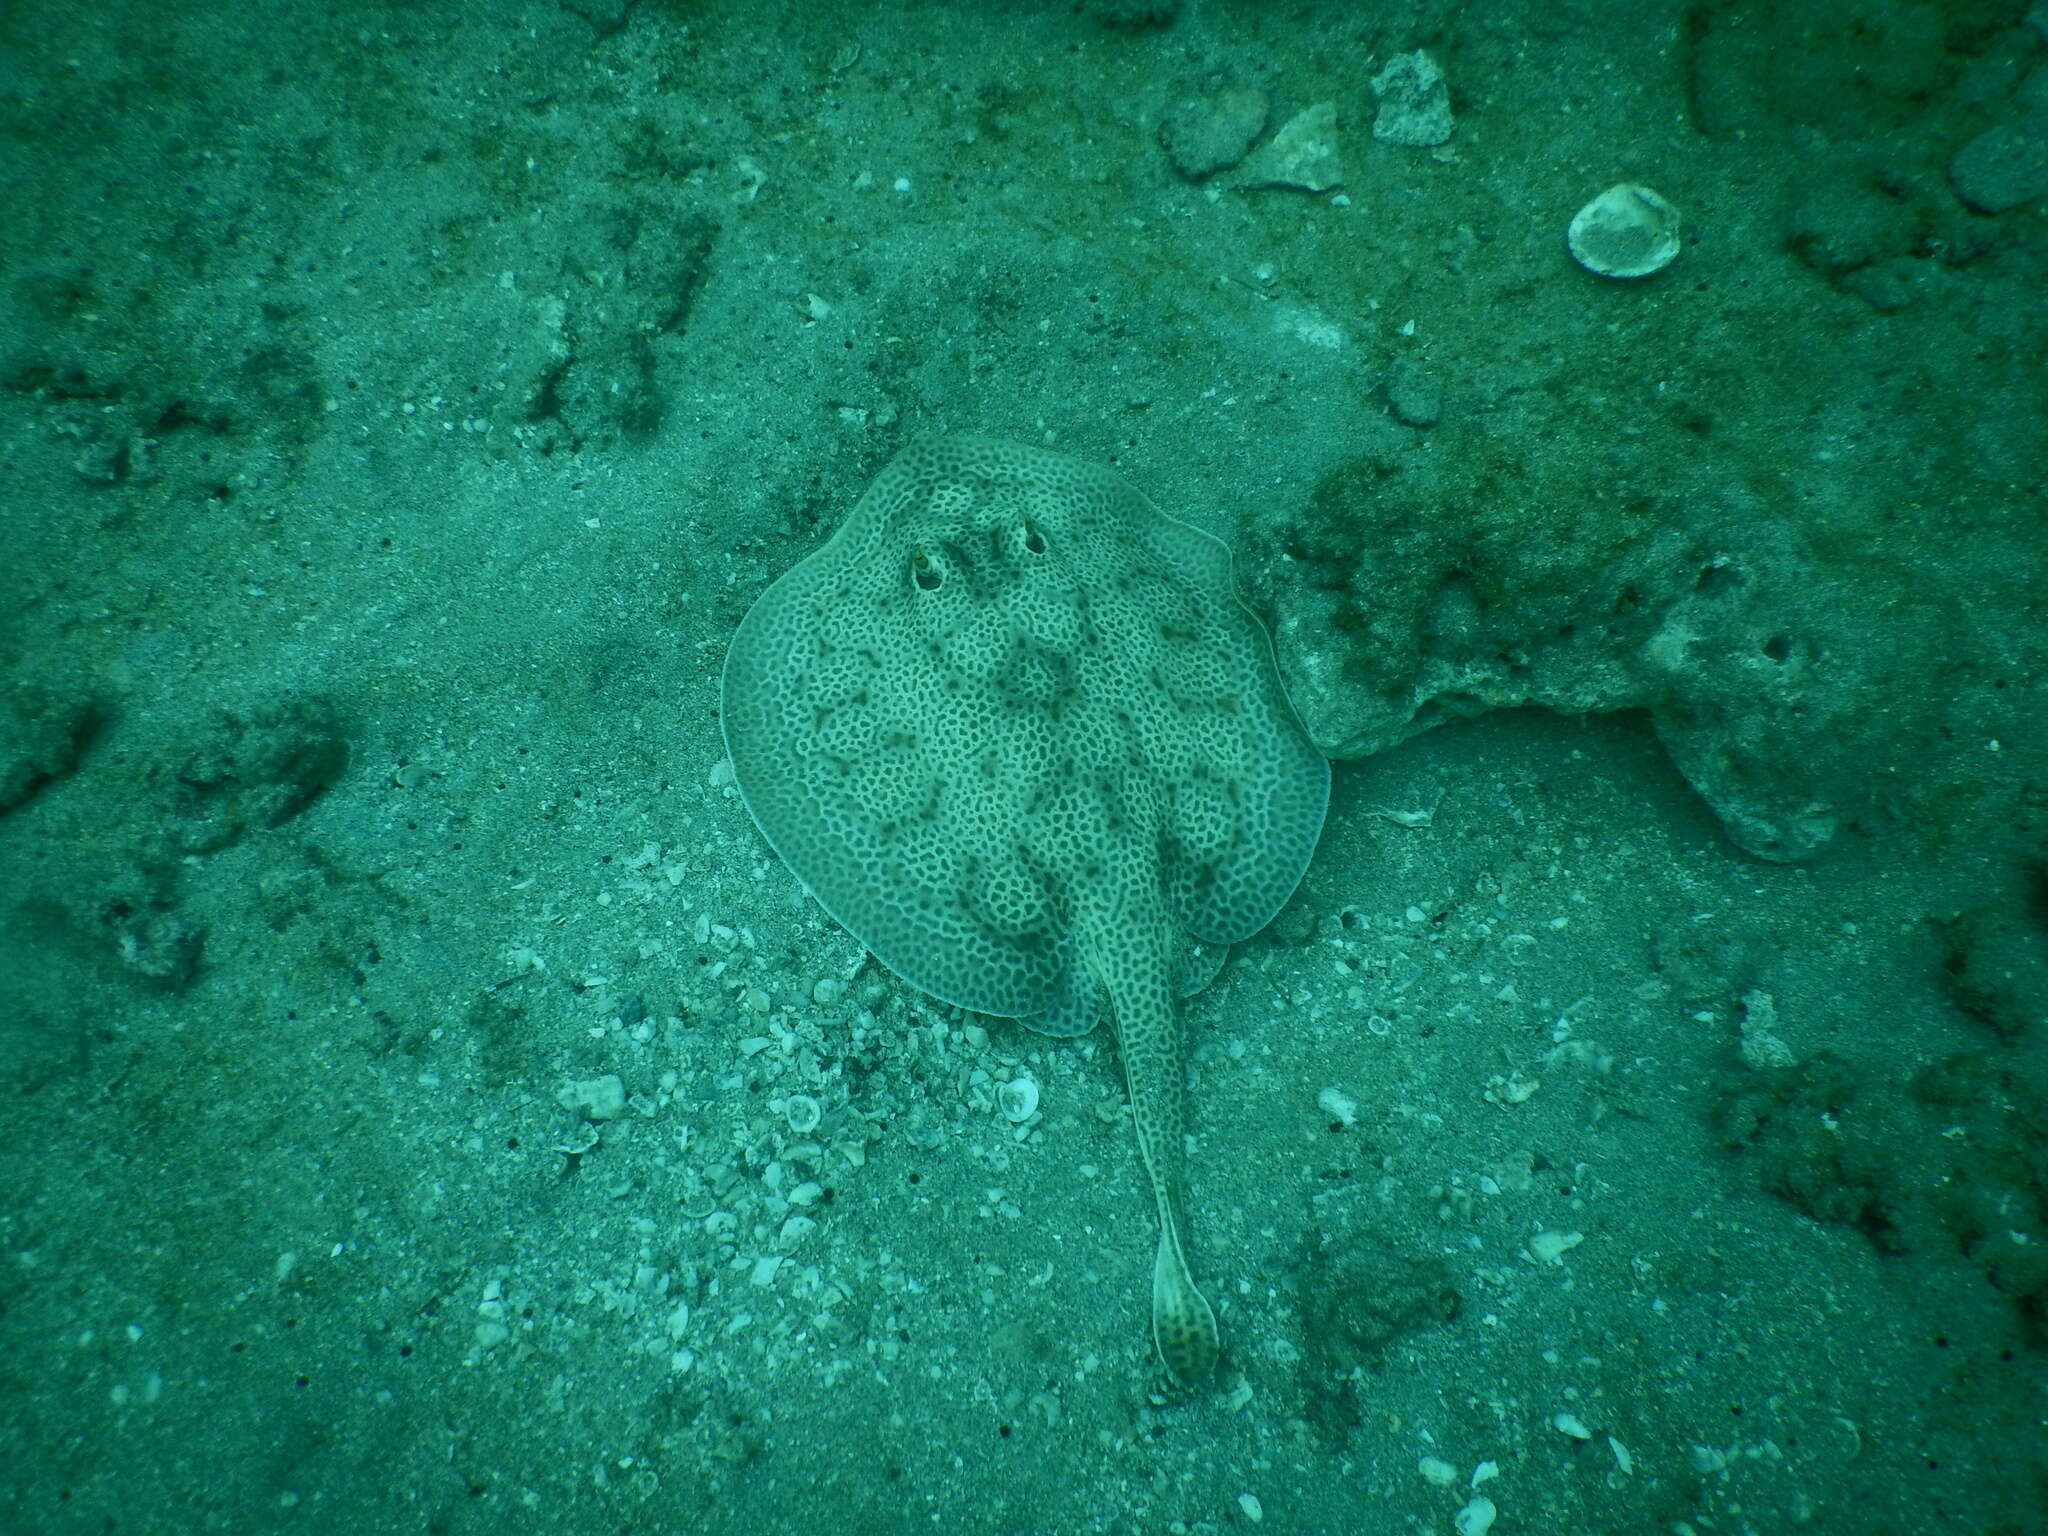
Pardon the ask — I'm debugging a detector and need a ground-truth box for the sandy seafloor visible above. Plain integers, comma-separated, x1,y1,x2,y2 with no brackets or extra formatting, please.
3,1,2047,1532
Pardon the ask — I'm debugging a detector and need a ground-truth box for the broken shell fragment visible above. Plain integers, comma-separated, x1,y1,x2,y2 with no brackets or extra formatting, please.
1240,103,1343,192
1567,184,1681,278
557,1074,626,1121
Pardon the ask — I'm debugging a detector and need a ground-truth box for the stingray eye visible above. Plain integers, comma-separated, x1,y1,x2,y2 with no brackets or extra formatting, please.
1021,523,1047,555
911,550,943,591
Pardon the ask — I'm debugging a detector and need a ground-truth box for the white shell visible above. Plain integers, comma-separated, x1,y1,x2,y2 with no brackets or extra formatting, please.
1567,183,1681,278
996,1076,1040,1122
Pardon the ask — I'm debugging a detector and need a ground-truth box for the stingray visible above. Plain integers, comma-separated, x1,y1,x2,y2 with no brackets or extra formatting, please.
720,434,1328,1384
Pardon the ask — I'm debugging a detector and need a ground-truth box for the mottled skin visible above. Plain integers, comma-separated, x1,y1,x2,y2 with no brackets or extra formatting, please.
722,435,1325,1385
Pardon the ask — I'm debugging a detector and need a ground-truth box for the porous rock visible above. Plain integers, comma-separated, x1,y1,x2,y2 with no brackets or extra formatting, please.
1370,51,1453,147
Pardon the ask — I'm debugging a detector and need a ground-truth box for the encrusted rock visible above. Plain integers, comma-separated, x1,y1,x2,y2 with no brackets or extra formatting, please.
1261,454,1884,860
1159,88,1269,181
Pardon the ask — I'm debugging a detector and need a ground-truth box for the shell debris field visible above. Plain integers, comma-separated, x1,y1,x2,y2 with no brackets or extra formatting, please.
721,434,1328,1384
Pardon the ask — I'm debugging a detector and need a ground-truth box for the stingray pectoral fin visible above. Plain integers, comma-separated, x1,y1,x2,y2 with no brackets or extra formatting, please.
1175,937,1226,999
1018,963,1102,1038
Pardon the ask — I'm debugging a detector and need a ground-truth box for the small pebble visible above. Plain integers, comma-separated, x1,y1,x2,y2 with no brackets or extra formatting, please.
1237,1492,1264,1523
1553,1410,1594,1440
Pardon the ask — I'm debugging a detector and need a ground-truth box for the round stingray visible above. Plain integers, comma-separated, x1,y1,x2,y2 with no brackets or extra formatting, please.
720,434,1328,1029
